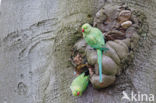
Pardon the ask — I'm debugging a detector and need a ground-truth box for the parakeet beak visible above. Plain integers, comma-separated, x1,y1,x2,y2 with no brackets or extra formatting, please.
82,29,84,32
77,91,80,96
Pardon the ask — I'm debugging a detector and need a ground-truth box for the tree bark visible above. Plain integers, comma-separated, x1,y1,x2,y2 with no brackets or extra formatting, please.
0,0,156,103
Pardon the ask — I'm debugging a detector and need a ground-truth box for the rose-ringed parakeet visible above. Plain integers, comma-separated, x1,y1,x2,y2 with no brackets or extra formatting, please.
82,23,108,83
70,71,89,96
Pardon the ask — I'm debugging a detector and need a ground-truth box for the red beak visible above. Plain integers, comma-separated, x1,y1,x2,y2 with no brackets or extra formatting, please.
77,92,80,96
82,29,84,32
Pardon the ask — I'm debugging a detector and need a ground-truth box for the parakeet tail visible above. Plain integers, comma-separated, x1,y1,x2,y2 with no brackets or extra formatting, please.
97,49,103,83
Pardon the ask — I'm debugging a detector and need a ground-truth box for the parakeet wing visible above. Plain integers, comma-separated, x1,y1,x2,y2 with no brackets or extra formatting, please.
86,28,105,49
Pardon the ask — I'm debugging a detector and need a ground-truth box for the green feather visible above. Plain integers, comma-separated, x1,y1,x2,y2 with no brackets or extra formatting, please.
97,49,102,82
70,73,89,96
82,23,108,82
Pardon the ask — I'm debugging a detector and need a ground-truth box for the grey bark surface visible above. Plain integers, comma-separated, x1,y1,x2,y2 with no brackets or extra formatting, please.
0,0,156,103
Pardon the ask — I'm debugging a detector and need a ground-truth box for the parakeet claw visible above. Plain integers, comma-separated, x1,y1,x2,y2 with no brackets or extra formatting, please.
102,48,109,53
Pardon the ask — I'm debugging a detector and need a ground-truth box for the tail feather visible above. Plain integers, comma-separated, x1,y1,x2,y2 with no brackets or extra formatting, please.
97,49,103,83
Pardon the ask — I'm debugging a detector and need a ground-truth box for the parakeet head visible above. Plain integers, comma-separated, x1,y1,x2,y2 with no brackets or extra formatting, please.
81,23,91,33
70,86,81,96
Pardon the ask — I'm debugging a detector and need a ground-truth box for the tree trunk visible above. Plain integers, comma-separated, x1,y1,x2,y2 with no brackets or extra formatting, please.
0,0,156,103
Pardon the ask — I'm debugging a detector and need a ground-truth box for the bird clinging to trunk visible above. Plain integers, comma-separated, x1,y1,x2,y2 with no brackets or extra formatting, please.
81,23,108,82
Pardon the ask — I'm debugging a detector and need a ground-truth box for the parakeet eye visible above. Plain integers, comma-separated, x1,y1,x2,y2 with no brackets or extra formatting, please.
84,26,87,29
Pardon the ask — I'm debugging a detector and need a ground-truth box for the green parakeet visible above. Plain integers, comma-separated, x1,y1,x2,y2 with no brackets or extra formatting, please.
81,23,108,83
70,72,89,96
